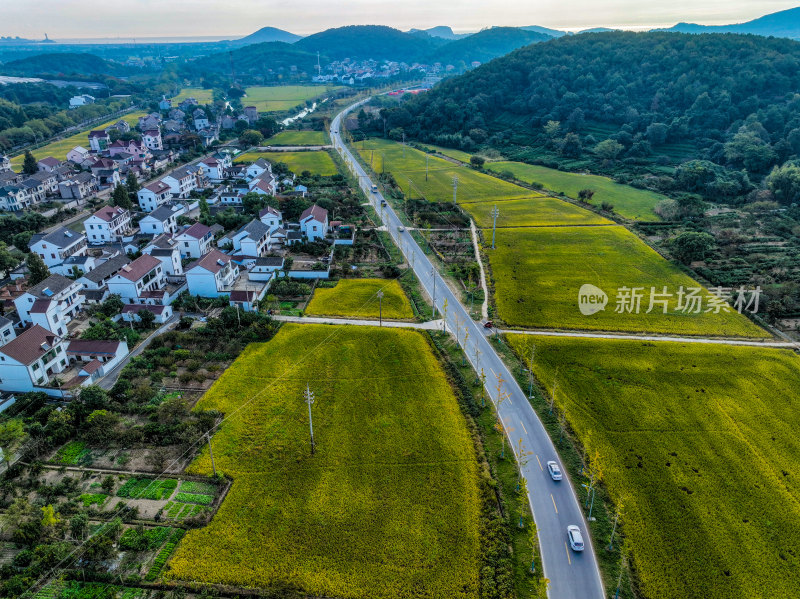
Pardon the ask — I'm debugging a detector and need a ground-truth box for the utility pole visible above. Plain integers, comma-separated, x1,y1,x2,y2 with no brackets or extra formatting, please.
402,131,405,157
528,344,535,398
549,367,559,414
431,267,437,319
205,432,216,476
425,153,429,181
491,204,500,249
442,298,448,333
452,175,458,205
304,383,316,455
377,290,384,326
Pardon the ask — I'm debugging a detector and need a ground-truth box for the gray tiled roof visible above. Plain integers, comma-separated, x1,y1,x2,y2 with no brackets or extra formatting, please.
30,227,85,249
81,255,131,284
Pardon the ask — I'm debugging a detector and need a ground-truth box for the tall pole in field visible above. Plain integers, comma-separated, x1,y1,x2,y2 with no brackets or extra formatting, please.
304,383,316,455
425,154,429,181
205,432,216,476
431,267,437,319
491,205,500,249
528,344,535,399
452,175,458,205
377,290,384,326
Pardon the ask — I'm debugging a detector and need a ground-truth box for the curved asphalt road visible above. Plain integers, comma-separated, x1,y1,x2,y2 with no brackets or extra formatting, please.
331,101,606,599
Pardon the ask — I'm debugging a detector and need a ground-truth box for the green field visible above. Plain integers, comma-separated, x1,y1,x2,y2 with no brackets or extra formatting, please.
243,85,340,112
235,150,338,176
266,130,329,146
168,324,482,598
306,279,414,319
487,161,665,221
507,335,800,599
464,196,612,228
421,144,475,163
488,225,767,337
172,88,214,104
358,139,530,204
10,110,146,169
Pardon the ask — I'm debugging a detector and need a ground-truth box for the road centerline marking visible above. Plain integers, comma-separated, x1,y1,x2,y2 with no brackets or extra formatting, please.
520,421,527,434
536,455,543,470
565,542,571,565
551,493,558,514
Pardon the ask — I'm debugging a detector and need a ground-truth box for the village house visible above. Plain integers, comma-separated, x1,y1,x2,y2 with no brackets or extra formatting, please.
300,204,329,241
142,241,183,276
193,108,210,131
0,155,10,172
0,316,16,346
28,171,60,195
30,227,88,268
78,254,130,294
249,172,278,196
229,220,271,258
37,157,62,173
89,158,121,189
246,158,272,180
88,130,111,153
186,250,239,298
121,303,173,324
14,274,85,336
0,325,69,393
243,106,259,123
69,94,95,108
59,172,97,201
199,152,232,181
143,129,163,151
138,113,161,131
50,254,96,278
162,165,197,198
250,256,284,280
137,179,172,212
174,222,213,258
106,254,165,304
66,338,129,377
66,146,91,165
0,185,30,211
258,206,283,231
139,205,180,236
20,178,46,203
84,206,133,244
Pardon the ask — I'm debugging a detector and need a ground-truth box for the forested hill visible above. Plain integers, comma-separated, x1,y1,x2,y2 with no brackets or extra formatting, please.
294,25,442,62
432,27,551,65
399,32,800,186
1,52,129,76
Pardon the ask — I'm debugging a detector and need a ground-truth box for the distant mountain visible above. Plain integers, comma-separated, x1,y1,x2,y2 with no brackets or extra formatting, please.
432,27,552,65
408,26,469,40
658,6,800,39
520,25,565,38
294,25,438,62
233,26,303,45
577,27,617,34
0,52,126,76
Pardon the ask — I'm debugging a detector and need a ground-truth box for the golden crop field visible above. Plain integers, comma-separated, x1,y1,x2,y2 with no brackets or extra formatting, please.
463,196,612,228
266,130,330,146
507,335,800,599
235,150,338,176
243,85,341,112
306,279,414,319
172,88,214,104
167,324,482,599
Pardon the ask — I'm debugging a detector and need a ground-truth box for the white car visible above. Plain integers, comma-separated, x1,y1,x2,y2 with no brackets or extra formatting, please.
547,461,563,481
567,525,584,552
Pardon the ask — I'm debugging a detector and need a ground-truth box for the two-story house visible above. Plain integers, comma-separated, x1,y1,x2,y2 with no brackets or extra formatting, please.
174,222,213,258
139,205,180,236
137,179,172,212
37,157,62,172
30,227,88,268
259,206,284,232
249,172,277,196
14,274,85,336
67,146,91,165
142,240,183,276
246,158,271,180
142,129,163,151
230,220,271,258
162,165,196,198
199,152,232,182
88,130,111,153
59,172,97,200
84,206,132,244
0,325,68,392
193,108,210,131
0,185,31,211
300,204,329,241
106,255,165,304
186,250,239,297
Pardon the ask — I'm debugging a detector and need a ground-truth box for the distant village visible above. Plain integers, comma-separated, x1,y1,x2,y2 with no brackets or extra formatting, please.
0,95,352,400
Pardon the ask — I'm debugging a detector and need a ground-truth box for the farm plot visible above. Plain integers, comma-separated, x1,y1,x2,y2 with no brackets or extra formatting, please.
488,225,767,337
266,130,329,145
463,196,612,228
167,324,482,599
172,87,214,104
10,110,146,168
235,150,337,176
358,139,530,204
305,279,414,320
487,161,664,221
507,335,800,599
243,85,339,112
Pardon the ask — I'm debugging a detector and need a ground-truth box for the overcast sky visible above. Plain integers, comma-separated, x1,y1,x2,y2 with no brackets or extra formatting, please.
4,0,800,39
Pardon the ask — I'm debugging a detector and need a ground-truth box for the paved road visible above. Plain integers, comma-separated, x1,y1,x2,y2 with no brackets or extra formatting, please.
332,102,606,599
273,314,444,329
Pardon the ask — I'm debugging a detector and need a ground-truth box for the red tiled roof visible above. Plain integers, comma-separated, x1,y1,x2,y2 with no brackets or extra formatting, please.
187,249,232,274
180,222,211,240
38,157,60,167
92,205,127,222
144,180,170,193
122,304,167,314
230,290,257,302
0,325,60,365
81,359,103,375
29,298,52,314
88,130,108,138
300,204,328,223
116,254,160,282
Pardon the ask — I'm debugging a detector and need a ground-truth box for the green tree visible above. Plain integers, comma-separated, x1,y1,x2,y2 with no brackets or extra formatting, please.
125,172,140,195
136,308,156,329
766,162,800,205
671,231,715,264
594,139,624,161
242,191,267,215
239,129,264,146
22,151,38,175
111,184,132,210
0,419,26,467
70,512,88,540
469,155,485,168
26,251,50,285
559,133,583,158
101,475,115,494
0,242,20,277
85,410,121,445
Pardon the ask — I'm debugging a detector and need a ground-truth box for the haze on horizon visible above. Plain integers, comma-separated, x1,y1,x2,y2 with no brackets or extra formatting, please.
2,0,799,39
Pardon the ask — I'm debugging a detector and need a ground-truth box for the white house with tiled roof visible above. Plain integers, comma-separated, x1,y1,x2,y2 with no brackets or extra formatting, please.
142,129,163,151
137,179,172,212
14,274,85,335
174,222,213,258
106,254,165,304
30,227,87,268
186,249,239,298
0,325,68,392
199,152,232,181
300,204,329,241
84,205,132,244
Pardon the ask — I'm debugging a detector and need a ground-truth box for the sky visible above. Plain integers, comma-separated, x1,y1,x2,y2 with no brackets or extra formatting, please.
3,0,800,39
